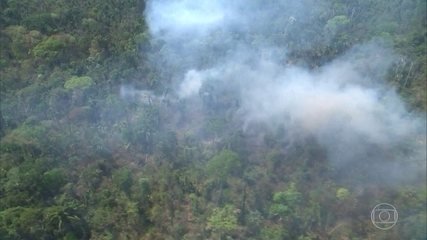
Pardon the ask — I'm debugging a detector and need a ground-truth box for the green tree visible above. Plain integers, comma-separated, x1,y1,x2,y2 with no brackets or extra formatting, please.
0,207,43,239
206,149,241,180
207,204,238,239
269,182,302,217
336,187,350,201
260,224,288,240
33,34,76,61
64,76,94,90
112,167,133,194
41,168,67,197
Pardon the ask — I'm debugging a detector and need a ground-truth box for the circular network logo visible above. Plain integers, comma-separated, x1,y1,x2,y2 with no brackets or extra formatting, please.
371,203,398,230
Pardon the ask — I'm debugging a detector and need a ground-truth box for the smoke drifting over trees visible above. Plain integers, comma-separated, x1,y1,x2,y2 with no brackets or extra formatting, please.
145,0,426,184
0,0,426,239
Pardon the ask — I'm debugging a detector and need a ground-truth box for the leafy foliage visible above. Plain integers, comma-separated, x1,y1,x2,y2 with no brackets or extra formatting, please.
0,0,425,239
206,149,241,180
207,204,238,237
336,187,350,201
64,76,94,90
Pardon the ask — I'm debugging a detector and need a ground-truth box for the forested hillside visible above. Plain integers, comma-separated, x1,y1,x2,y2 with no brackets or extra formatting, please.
0,0,426,239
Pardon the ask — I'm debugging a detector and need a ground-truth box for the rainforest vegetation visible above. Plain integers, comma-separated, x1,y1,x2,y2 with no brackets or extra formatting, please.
0,0,426,239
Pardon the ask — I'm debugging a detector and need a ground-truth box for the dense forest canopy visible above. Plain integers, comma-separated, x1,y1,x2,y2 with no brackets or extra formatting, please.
0,0,426,239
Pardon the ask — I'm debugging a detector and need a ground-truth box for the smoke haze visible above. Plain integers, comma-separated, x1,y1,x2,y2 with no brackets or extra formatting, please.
144,0,426,184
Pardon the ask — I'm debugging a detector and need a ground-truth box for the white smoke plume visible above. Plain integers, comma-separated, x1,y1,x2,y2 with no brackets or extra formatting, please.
178,70,205,98
144,0,426,183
